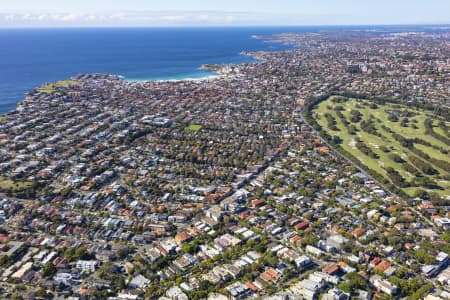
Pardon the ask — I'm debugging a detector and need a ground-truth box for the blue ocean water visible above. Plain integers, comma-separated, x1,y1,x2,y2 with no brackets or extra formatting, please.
0,27,301,114
0,25,445,114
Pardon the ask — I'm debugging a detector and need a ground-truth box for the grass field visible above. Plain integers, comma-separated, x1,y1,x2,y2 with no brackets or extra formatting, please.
432,120,449,138
186,124,203,131
36,79,78,94
312,96,450,197
0,178,34,191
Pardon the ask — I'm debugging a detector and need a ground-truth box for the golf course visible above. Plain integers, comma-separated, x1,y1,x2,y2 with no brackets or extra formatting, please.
310,96,449,197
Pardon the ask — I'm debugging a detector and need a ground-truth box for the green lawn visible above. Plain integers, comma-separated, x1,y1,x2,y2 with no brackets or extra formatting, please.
54,80,78,87
0,178,34,191
186,124,203,131
432,119,449,138
313,96,449,196
36,79,78,94
36,86,56,94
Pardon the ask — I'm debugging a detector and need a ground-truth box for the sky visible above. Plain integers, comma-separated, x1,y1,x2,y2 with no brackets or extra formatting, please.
0,0,449,27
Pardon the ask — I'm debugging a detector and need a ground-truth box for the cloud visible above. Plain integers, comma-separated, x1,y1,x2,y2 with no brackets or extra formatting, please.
4,14,16,21
3,10,442,27
0,11,252,27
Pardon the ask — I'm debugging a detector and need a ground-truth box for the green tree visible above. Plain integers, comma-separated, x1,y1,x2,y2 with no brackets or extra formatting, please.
345,272,368,291
338,282,351,293
413,249,435,265
42,262,56,278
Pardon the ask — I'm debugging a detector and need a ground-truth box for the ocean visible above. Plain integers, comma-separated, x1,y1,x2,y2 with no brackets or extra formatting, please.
0,25,444,114
0,27,301,114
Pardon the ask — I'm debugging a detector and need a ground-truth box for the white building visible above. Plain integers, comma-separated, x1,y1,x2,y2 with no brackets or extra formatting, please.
129,274,150,289
76,260,98,273
166,286,189,300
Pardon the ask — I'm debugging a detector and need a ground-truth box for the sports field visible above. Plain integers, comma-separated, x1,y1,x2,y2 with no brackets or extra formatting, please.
186,124,203,131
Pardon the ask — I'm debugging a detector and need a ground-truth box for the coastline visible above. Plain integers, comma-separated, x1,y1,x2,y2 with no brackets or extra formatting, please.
125,61,236,83
125,71,224,83
0,29,294,114
153,74,224,83
0,28,296,114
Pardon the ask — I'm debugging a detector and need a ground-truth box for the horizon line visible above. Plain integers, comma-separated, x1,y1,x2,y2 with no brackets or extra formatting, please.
0,23,449,30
